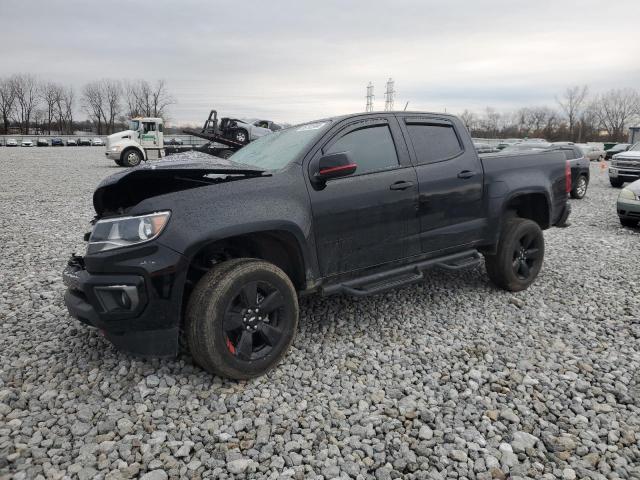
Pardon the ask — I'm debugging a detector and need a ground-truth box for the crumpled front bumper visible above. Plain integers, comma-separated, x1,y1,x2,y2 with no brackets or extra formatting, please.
62,243,189,357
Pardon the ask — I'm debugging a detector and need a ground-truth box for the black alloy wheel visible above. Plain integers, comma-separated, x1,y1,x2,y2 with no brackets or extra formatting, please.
223,280,286,361
511,230,542,281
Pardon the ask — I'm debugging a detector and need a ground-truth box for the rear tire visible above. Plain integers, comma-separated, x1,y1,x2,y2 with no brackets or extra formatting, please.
121,149,142,167
485,218,545,292
570,175,588,199
185,259,299,379
610,178,624,188
219,149,234,159
620,218,638,228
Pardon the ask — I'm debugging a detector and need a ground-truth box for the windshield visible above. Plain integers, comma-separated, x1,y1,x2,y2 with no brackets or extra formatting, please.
129,120,140,131
629,142,640,151
229,121,331,170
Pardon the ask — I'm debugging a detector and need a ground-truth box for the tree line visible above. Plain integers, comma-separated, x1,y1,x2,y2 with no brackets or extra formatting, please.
459,86,640,142
0,74,175,135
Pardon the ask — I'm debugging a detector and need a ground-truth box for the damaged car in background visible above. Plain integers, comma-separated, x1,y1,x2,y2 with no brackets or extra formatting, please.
63,112,571,379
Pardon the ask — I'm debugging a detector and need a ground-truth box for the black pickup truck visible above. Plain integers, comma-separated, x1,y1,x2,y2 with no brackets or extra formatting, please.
63,112,571,379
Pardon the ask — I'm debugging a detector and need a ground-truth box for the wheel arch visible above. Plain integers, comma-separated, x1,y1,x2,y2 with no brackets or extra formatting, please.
120,145,146,162
502,190,551,230
182,229,308,312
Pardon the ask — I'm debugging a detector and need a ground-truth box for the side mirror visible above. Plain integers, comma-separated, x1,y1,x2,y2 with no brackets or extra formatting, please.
314,152,357,184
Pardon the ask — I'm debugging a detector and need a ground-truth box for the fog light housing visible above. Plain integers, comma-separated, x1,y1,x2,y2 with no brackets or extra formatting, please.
94,285,139,313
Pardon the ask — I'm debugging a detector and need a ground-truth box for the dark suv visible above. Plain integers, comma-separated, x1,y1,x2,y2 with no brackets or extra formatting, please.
63,112,570,379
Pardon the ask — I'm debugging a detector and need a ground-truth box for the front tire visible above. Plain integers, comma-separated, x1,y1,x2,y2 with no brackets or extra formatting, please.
620,218,638,228
186,259,299,379
485,218,545,292
234,129,249,144
570,175,588,199
610,178,624,188
121,149,142,167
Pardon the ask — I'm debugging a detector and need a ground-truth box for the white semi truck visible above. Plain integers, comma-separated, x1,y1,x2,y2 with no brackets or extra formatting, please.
106,117,165,167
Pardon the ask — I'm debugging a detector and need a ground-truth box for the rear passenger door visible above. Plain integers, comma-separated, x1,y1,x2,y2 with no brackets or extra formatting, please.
307,116,420,277
398,115,484,254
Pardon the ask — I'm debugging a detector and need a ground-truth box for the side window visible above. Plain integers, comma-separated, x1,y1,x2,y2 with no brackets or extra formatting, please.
143,122,156,133
406,123,463,165
326,125,399,175
158,123,163,133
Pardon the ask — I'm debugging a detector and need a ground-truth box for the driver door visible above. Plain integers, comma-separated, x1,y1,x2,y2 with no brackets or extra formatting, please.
307,117,420,277
140,121,158,147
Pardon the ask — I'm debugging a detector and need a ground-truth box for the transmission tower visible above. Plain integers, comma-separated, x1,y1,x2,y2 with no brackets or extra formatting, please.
384,78,395,111
365,82,374,112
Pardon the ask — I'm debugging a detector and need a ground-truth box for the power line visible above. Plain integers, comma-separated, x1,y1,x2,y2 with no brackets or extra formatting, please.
365,82,374,112
384,78,395,111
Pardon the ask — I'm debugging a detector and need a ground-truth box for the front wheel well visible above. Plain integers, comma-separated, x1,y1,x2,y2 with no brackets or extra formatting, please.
183,231,306,309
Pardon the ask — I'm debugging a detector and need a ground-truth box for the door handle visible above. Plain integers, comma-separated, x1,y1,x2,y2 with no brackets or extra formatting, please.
389,180,414,191
457,170,476,179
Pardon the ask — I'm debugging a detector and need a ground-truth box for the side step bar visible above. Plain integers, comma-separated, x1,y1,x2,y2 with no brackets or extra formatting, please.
322,250,483,297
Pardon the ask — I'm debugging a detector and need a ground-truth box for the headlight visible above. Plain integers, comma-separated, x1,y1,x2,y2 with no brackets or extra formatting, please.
619,189,637,201
110,145,122,152
87,211,171,254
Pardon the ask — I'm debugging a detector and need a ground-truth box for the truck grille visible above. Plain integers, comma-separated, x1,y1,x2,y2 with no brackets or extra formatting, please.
616,160,640,169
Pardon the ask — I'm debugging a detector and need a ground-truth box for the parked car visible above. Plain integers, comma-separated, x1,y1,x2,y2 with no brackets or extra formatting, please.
0,138,3,146
51,138,64,146
63,111,571,379
37,138,49,147
501,142,552,152
496,139,522,150
473,142,496,154
253,120,283,132
77,137,91,146
21,139,33,147
609,142,640,187
546,145,590,199
605,143,631,160
66,139,77,146
576,143,605,161
92,138,105,146
617,179,640,228
223,118,272,144
6,138,18,147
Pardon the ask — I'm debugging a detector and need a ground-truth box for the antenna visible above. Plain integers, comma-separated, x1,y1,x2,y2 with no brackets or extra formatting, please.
384,78,395,111
365,82,374,112
403,101,409,111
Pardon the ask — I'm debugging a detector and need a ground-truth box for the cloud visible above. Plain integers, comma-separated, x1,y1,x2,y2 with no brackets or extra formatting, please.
1,0,639,124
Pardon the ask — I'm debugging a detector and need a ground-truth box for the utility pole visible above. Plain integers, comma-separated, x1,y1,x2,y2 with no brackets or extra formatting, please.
365,82,374,112
384,78,395,111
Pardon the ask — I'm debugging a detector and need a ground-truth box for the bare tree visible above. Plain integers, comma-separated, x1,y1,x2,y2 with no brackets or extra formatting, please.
557,85,589,141
592,89,640,141
0,77,16,134
82,81,105,134
459,109,477,131
41,82,63,134
482,107,501,137
11,74,40,134
124,79,174,118
104,80,122,134
61,87,75,134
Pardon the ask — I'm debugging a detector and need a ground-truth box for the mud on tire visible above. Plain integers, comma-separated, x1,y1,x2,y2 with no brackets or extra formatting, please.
185,259,299,379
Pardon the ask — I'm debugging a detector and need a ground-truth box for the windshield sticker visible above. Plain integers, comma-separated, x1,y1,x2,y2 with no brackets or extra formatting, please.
297,122,326,132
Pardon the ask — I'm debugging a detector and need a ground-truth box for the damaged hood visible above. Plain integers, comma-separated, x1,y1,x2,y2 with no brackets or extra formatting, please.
93,152,267,215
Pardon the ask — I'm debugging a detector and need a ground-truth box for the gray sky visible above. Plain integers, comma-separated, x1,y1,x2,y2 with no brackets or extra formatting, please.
1,0,639,125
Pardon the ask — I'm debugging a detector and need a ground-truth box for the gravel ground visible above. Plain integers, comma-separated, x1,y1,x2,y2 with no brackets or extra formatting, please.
1,147,639,480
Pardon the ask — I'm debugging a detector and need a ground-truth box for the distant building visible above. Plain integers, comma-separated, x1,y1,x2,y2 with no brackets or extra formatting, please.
629,126,640,144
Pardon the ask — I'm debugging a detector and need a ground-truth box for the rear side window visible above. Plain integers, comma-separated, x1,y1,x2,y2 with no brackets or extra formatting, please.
406,123,463,165
326,125,399,175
